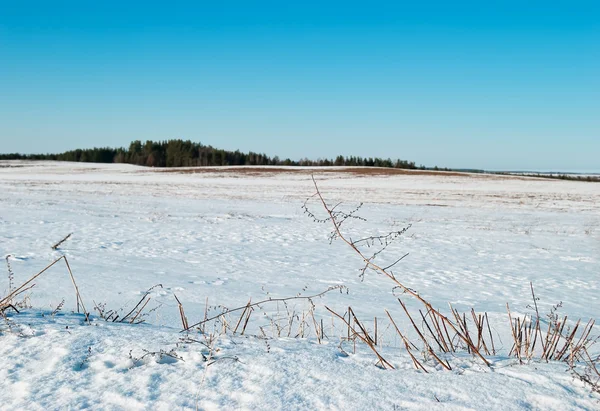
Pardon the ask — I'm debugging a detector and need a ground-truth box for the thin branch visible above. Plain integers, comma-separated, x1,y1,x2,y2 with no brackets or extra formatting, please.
310,175,491,367
182,286,346,332
51,233,72,250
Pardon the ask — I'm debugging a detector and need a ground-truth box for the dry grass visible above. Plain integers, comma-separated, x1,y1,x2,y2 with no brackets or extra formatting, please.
153,166,496,179
1,255,89,321
148,165,572,183
288,177,598,391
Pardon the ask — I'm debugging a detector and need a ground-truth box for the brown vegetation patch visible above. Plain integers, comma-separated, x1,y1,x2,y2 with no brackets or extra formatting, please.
153,166,479,178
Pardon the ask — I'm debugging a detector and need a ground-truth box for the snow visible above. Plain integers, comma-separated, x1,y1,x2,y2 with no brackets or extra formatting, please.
1,312,597,410
1,161,599,409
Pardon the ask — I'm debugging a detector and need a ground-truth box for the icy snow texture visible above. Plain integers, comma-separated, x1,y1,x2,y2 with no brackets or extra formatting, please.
0,161,599,410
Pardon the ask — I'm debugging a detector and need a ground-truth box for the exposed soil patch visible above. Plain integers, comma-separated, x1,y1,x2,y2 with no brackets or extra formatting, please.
153,166,493,178
147,166,550,182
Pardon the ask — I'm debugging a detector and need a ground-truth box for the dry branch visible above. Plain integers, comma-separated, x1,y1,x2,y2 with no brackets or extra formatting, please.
182,285,345,332
310,174,490,367
174,294,189,330
51,233,72,250
0,256,89,323
326,306,395,369
386,309,428,372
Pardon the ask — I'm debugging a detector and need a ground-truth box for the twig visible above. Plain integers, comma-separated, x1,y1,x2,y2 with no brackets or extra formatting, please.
51,233,72,250
182,286,345,332
174,294,189,330
386,309,428,372
326,306,394,369
120,284,162,323
0,256,89,325
399,299,451,370
507,303,523,363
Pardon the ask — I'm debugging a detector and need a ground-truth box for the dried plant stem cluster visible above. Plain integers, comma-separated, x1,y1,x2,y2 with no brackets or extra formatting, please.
1,255,88,322
306,176,491,368
296,176,598,391
93,284,163,324
175,285,349,350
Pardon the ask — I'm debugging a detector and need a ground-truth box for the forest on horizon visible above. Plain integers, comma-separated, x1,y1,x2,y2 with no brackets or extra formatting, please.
0,139,423,169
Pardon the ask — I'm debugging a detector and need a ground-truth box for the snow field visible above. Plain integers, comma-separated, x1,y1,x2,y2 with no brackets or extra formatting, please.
1,161,599,409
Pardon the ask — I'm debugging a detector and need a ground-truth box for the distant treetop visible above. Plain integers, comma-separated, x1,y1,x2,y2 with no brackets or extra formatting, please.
0,139,421,170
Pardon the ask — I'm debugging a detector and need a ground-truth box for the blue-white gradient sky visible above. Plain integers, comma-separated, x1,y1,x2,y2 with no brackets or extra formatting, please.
1,1,598,170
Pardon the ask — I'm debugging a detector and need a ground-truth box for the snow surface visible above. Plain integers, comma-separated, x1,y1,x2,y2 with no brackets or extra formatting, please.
1,161,599,410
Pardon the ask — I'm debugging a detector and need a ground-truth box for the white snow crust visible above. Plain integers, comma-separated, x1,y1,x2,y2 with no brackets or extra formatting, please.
1,161,598,410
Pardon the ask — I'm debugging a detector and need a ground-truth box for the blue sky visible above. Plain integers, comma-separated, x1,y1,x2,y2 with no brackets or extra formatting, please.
1,1,598,170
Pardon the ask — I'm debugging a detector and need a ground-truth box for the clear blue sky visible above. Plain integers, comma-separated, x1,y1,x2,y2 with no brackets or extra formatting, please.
1,1,598,170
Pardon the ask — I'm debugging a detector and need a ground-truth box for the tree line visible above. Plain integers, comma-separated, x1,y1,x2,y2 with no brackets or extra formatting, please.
0,139,421,169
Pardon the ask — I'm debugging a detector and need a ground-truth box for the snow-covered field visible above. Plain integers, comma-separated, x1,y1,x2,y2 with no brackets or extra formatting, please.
1,161,599,410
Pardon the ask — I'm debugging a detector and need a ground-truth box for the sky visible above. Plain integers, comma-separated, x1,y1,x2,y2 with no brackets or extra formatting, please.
0,1,598,170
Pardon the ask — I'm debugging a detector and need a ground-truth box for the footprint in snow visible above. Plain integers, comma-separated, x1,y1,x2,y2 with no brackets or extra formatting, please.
163,286,185,291
210,278,228,286
99,241,124,249
188,278,228,286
